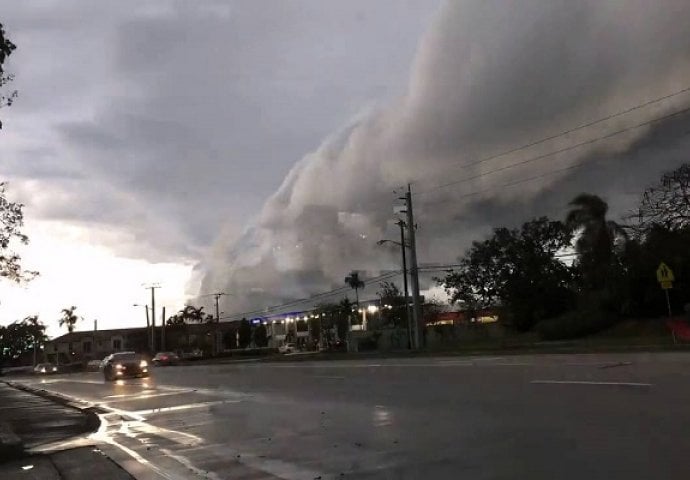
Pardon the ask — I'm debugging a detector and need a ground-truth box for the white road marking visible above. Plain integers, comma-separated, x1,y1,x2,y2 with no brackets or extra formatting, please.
130,400,238,416
96,401,326,480
104,390,193,402
312,375,345,379
91,413,193,480
531,380,652,387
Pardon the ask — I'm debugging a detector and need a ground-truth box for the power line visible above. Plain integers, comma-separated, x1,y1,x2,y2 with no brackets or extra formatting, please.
414,85,690,193
416,104,690,196
221,270,403,321
222,272,399,321
218,89,690,325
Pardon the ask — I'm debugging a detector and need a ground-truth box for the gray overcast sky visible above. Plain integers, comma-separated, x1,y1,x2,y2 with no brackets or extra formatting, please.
1,0,440,260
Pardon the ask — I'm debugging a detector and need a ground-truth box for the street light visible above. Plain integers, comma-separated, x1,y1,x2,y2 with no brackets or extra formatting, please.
377,219,413,349
133,303,150,351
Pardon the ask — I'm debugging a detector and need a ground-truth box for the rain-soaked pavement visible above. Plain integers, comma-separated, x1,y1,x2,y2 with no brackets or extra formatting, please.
10,353,690,479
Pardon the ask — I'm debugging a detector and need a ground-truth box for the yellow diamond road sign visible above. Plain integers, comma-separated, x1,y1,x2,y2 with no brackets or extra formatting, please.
657,262,675,284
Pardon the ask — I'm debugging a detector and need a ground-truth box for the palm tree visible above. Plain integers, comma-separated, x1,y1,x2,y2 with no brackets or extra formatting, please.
344,271,365,309
566,194,626,288
59,306,80,334
177,305,208,323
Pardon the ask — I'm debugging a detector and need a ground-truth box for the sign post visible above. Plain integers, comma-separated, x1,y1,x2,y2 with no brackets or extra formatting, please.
656,262,675,318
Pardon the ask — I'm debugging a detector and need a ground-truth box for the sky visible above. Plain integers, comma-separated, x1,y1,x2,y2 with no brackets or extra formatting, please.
2,1,690,337
0,0,440,337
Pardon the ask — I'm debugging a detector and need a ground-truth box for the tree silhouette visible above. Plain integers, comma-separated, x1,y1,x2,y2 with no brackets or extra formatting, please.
59,306,80,334
1,22,18,130
627,163,690,235
1,28,35,284
253,323,268,348
344,271,365,309
566,194,625,289
169,305,209,324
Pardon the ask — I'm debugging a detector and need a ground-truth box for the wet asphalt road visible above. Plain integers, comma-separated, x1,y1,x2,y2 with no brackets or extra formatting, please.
13,353,690,479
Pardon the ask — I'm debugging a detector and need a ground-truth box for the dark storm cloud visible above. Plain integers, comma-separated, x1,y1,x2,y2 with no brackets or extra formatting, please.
1,0,436,261
200,0,690,314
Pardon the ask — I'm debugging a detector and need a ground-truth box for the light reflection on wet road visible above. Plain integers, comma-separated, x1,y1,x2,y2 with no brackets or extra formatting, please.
15,353,690,479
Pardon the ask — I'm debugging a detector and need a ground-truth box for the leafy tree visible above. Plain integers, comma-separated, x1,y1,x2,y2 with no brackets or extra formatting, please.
438,217,575,331
627,163,690,234
238,318,252,348
0,22,17,130
1,316,47,364
253,323,268,347
0,28,33,285
1,183,37,283
314,302,343,344
59,306,80,334
376,281,408,327
566,193,626,289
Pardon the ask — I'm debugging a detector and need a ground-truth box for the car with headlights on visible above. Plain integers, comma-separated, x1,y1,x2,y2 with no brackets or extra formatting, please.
100,352,149,381
33,363,58,375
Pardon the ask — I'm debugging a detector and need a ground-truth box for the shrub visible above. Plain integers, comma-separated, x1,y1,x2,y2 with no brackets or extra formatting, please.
536,306,616,340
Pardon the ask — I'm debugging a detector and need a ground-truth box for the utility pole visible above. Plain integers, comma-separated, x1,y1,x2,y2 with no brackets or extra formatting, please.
134,303,150,351
145,306,150,350
144,285,160,353
161,306,166,351
397,219,413,350
201,292,226,355
404,184,423,350
211,293,226,323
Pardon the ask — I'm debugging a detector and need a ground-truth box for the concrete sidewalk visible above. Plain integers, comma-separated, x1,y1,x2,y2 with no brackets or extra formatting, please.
0,382,95,454
0,382,134,479
1,447,133,479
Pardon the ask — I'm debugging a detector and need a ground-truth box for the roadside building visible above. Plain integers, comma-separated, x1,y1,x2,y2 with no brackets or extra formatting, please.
45,322,242,364
44,328,147,364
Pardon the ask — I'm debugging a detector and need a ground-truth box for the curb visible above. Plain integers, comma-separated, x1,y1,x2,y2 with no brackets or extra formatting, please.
2,381,102,433
162,343,690,367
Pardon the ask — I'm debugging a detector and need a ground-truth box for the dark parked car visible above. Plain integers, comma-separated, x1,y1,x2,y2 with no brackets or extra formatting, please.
181,349,204,360
86,359,102,372
152,351,179,366
100,352,149,381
